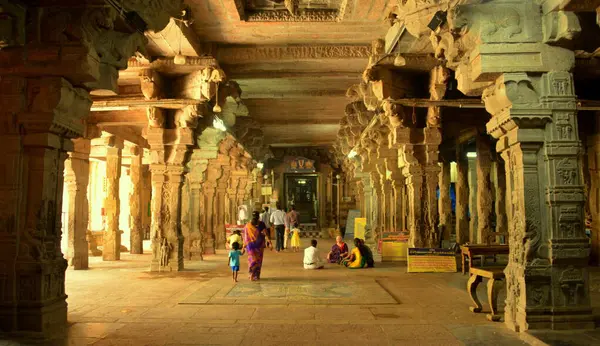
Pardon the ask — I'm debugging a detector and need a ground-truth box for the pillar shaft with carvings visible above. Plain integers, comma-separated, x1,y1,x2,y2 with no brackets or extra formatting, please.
495,157,508,240
486,71,593,331
438,160,453,243
127,144,143,254
455,146,470,245
64,138,91,269
100,135,123,261
146,106,196,272
476,134,494,244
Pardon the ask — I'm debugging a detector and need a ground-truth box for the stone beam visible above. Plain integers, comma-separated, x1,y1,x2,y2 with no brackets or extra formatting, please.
91,98,205,110
88,110,148,126
216,45,371,64
145,18,204,57
98,125,148,149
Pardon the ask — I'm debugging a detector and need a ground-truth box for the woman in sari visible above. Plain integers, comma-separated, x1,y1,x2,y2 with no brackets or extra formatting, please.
243,211,272,281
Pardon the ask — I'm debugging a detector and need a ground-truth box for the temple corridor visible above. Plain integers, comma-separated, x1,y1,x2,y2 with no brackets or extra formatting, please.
4,0,600,345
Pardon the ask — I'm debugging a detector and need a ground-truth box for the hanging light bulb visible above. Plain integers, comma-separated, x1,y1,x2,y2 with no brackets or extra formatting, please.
213,104,222,113
257,162,264,170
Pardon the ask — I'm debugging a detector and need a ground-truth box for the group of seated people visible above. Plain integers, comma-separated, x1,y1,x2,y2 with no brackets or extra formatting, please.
303,236,374,270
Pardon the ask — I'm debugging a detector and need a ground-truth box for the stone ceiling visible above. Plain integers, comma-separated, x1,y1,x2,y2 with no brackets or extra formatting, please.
102,0,420,148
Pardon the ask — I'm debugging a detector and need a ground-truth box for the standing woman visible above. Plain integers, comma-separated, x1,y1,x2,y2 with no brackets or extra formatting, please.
244,211,272,281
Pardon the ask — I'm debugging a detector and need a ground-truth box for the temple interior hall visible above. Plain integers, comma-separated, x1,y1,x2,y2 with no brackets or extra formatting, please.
3,0,600,345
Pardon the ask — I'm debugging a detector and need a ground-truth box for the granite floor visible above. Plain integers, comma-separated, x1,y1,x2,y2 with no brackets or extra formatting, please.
2,239,596,345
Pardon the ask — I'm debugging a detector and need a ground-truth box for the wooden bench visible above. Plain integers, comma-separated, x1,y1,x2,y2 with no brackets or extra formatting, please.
460,244,509,274
467,266,505,322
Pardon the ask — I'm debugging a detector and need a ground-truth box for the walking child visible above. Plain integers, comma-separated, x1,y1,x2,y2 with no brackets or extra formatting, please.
228,242,244,282
290,226,301,252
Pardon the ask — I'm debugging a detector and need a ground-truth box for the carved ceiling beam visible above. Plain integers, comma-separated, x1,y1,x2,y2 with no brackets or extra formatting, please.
216,45,371,64
121,56,219,77
145,17,204,57
91,97,205,110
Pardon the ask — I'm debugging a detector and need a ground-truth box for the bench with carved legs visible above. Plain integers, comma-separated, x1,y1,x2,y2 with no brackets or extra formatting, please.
467,267,505,322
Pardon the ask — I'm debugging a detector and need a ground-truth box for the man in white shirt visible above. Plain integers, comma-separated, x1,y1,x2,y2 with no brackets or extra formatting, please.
303,239,324,269
260,207,271,229
269,203,287,252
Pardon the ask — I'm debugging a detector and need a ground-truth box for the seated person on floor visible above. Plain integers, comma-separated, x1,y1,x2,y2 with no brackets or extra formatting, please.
358,238,375,268
303,239,325,269
341,238,367,269
327,235,348,263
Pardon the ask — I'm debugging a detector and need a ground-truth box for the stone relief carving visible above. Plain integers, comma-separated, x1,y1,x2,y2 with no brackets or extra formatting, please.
557,158,577,185
559,266,585,306
147,107,165,128
174,105,202,129
140,69,164,100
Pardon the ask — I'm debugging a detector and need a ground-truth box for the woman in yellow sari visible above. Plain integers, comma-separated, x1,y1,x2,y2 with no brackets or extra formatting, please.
243,211,272,281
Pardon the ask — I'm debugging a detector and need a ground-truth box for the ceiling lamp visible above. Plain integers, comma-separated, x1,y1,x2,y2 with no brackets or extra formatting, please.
347,150,358,159
257,162,264,170
466,152,477,158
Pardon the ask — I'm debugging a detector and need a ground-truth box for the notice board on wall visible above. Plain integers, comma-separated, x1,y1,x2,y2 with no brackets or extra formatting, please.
407,248,458,273
344,209,361,240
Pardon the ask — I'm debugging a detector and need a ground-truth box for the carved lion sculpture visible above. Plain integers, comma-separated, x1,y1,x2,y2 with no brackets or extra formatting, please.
174,105,200,129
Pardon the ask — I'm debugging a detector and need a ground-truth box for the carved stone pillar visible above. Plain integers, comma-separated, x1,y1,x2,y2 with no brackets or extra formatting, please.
423,132,441,247
486,72,593,330
467,154,478,243
400,144,425,248
216,165,231,248
438,160,453,243
476,134,494,244
64,138,90,269
0,75,91,335
495,158,508,240
202,165,222,254
455,146,470,245
99,134,124,261
588,131,600,264
186,151,209,260
146,110,195,271
127,144,143,254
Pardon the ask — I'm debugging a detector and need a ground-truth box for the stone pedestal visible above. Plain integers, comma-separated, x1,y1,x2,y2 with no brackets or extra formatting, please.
64,139,91,269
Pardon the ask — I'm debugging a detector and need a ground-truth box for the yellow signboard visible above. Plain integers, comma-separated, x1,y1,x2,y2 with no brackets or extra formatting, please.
354,218,366,240
382,242,408,261
407,248,458,273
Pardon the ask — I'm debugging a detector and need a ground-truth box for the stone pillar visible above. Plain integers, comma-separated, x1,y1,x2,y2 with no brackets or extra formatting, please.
401,144,425,248
455,146,470,245
216,165,231,248
438,160,453,243
127,144,143,254
588,131,600,264
476,134,494,244
423,134,441,247
495,158,508,241
146,108,196,271
64,138,91,269
202,165,222,254
486,71,593,330
186,152,209,260
467,154,478,243
0,76,91,335
99,134,124,261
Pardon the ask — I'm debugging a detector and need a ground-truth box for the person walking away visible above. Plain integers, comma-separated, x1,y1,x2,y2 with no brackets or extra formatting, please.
288,205,300,229
260,207,271,238
269,203,286,252
228,242,244,282
303,239,324,269
290,226,301,252
284,208,290,250
244,211,272,281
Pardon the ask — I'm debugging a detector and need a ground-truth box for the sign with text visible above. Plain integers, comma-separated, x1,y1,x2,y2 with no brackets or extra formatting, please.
407,248,458,273
285,156,316,172
380,231,409,261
